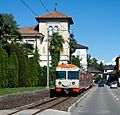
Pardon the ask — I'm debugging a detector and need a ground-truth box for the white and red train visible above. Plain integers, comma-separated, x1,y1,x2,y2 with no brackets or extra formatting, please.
52,63,93,95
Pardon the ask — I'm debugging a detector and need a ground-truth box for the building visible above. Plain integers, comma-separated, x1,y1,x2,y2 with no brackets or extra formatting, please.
18,26,44,56
103,65,115,84
18,10,73,66
72,44,88,71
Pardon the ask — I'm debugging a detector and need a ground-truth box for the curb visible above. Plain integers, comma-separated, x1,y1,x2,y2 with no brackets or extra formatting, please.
67,86,96,112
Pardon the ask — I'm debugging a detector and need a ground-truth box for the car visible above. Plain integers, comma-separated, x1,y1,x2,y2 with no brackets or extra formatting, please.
98,83,104,87
110,81,117,89
98,81,104,87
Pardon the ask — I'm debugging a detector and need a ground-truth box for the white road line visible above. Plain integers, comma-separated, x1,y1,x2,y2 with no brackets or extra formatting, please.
107,86,120,101
68,86,96,112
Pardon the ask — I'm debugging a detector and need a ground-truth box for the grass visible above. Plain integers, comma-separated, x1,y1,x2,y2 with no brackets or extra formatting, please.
0,86,46,96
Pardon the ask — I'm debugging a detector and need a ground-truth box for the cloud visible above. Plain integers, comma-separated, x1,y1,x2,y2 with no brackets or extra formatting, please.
98,56,117,65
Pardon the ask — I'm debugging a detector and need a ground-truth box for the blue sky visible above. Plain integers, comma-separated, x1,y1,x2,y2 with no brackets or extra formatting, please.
1,0,120,65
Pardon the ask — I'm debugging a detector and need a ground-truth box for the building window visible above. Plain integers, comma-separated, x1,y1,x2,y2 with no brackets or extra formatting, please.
49,26,53,31
54,26,59,33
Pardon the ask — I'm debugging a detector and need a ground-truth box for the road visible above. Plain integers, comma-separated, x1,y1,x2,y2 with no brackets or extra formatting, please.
71,85,120,115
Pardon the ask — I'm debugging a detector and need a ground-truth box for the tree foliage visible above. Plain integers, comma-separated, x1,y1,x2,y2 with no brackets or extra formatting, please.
4,44,28,87
38,66,47,86
69,33,77,61
71,56,80,67
0,13,49,88
0,47,8,88
27,57,38,86
17,42,34,55
49,32,64,68
87,54,104,72
8,52,18,87
0,13,21,46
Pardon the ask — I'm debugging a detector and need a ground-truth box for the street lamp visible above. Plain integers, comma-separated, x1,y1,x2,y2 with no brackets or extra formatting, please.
46,28,50,89
46,26,59,89
46,27,70,89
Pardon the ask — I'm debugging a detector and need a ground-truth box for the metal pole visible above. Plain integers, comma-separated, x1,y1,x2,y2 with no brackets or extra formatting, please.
47,28,49,89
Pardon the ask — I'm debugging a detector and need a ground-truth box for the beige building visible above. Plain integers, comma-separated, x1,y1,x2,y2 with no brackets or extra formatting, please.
72,44,88,71
18,11,73,66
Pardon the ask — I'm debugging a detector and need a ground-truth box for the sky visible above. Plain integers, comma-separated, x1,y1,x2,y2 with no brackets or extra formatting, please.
1,0,120,65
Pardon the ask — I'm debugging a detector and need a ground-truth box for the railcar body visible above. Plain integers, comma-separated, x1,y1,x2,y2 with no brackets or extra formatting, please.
54,63,93,95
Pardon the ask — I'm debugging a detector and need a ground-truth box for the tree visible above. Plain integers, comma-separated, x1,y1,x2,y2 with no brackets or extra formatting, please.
98,61,104,72
27,57,38,86
71,55,80,67
87,54,104,71
49,32,64,68
69,33,77,61
8,52,18,87
0,47,8,88
87,54,92,66
4,44,28,87
38,66,47,86
17,42,34,55
0,13,21,46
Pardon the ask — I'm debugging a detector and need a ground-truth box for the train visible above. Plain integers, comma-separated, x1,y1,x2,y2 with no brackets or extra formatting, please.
50,63,93,97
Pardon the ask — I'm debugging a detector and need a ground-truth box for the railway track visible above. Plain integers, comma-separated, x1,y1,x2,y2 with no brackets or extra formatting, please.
6,87,94,115
7,96,72,115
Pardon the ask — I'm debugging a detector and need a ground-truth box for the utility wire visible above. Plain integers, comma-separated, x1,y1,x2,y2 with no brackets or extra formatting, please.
39,0,49,13
20,0,70,33
20,0,38,16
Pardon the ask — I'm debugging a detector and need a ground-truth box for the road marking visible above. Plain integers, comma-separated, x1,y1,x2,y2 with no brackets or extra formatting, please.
107,86,120,101
68,86,96,112
116,98,119,100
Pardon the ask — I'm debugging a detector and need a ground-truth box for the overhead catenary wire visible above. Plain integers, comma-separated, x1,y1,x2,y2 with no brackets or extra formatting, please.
39,0,49,13
20,0,38,16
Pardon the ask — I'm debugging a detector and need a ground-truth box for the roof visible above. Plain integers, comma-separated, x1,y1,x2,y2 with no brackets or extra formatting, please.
76,44,88,49
88,67,103,74
56,63,79,71
18,26,43,36
36,11,73,24
104,65,114,70
57,63,79,68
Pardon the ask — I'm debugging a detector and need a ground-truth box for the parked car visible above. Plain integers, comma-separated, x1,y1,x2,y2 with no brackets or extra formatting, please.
110,81,117,89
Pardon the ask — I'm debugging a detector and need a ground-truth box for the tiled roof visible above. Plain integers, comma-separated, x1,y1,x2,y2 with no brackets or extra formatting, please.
36,11,73,24
88,67,103,73
18,26,43,36
76,44,88,49
104,65,114,70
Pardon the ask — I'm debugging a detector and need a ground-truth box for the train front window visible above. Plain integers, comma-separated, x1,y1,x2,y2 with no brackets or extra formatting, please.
68,71,79,79
56,71,66,79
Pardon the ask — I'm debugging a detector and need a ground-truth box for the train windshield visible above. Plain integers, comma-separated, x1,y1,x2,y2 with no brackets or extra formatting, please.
56,71,66,79
68,71,79,79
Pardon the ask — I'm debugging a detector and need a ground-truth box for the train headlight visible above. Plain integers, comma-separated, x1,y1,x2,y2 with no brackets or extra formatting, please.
72,81,75,85
58,81,62,85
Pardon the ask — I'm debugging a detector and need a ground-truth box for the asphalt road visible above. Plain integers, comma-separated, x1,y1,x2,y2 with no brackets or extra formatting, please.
71,85,120,115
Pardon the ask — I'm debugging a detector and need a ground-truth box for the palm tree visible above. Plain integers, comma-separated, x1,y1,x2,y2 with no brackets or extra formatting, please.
49,32,64,68
17,42,34,55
